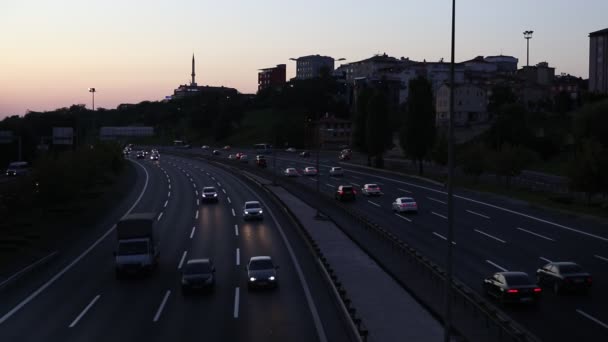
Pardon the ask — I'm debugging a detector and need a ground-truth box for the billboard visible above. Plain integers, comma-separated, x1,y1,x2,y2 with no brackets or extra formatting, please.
52,127,74,145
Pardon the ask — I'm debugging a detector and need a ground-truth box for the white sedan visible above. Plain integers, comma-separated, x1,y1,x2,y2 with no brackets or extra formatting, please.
361,184,382,196
284,168,299,177
303,167,318,176
392,197,418,213
285,147,297,153
228,154,237,160
329,167,344,177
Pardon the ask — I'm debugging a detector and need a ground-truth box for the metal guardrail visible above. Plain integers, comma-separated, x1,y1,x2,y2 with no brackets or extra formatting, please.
169,149,543,342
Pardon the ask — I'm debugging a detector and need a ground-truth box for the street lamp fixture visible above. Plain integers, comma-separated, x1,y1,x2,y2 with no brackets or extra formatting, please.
88,88,96,111
523,30,533,67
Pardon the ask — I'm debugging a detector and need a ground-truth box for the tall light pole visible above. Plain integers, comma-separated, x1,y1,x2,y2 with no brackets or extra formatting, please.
444,1,456,341
88,88,96,111
523,30,533,67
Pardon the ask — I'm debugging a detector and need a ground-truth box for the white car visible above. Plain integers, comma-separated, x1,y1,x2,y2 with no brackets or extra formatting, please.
240,154,248,163
201,145,210,150
392,197,418,213
303,166,318,176
329,167,344,177
228,154,236,160
362,183,382,196
284,168,299,177
285,147,297,153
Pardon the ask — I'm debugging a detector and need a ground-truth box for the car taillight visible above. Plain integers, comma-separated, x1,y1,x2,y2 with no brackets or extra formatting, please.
338,190,343,195
506,289,519,293
533,288,542,293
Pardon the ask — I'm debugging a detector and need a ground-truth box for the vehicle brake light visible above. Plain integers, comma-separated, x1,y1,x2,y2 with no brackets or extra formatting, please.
533,288,542,293
506,289,519,293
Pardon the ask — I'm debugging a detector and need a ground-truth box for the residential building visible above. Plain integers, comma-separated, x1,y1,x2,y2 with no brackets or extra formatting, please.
589,28,608,94
435,84,488,127
315,115,352,149
258,64,286,92
484,55,518,73
517,62,555,86
552,73,584,102
171,54,238,99
294,55,335,80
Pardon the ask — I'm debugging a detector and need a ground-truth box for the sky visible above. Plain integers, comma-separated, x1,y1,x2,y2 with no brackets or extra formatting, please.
1,0,607,118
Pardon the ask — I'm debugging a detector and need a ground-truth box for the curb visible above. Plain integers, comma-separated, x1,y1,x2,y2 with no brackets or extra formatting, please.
0,251,58,292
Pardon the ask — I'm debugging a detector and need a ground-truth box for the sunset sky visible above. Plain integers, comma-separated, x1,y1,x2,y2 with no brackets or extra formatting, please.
1,0,607,118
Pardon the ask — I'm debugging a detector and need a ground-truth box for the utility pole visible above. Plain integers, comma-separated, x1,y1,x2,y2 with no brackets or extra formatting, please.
88,88,96,111
444,1,456,341
523,30,533,67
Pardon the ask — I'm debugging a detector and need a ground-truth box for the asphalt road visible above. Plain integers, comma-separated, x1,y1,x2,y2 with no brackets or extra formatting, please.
200,147,608,342
0,154,351,342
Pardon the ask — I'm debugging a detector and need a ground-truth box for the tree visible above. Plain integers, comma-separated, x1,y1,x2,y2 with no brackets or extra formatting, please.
485,103,532,150
365,89,392,168
489,144,538,187
432,131,448,167
400,76,436,175
488,85,517,117
569,139,608,202
353,86,373,163
458,143,489,182
573,99,608,148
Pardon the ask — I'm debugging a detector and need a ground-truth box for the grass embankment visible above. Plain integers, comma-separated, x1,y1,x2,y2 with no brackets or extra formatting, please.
0,143,135,273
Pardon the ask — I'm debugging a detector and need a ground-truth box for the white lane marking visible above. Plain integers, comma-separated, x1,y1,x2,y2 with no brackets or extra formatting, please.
234,224,239,236
190,227,196,239
231,208,236,217
595,254,608,263
466,210,490,219
167,179,170,184
367,200,381,207
232,174,327,341
197,199,200,206
325,183,336,188
190,178,193,182
217,182,221,187
68,295,100,328
395,213,412,222
539,257,552,263
211,177,216,180
233,288,240,319
486,260,508,272
576,309,608,329
157,212,163,221
517,227,555,242
222,189,227,194
227,197,231,204
427,197,446,205
431,211,447,220
164,200,168,208
310,178,318,182
186,173,190,177
330,162,608,243
178,251,188,269
398,188,412,193
350,175,362,180
192,183,196,188
168,191,171,198
195,190,198,196
168,184,171,190
206,173,210,176
474,229,506,244
153,290,171,322
236,248,240,266
0,251,58,289
350,183,361,187
433,232,456,245
195,210,199,219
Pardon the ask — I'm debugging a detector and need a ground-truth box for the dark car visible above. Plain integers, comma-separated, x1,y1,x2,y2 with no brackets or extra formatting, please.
338,153,351,161
299,151,310,157
181,258,215,294
136,151,145,159
335,185,356,201
256,158,267,168
243,201,263,221
201,186,219,202
247,256,278,289
536,262,592,294
483,272,542,305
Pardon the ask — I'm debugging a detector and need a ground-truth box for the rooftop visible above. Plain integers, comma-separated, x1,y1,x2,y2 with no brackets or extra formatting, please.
589,28,608,37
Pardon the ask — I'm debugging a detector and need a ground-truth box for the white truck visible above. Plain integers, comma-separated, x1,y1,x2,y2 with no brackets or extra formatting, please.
114,213,160,278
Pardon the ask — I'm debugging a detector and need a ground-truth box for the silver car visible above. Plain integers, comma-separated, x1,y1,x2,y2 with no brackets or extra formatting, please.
329,167,344,177
362,184,382,196
284,168,299,177
392,197,418,213
243,201,263,221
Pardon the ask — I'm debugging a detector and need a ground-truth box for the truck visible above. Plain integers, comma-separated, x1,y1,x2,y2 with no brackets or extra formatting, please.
114,213,160,278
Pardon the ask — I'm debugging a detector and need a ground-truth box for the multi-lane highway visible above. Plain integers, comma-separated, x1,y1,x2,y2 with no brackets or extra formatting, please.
0,154,351,342
202,148,608,341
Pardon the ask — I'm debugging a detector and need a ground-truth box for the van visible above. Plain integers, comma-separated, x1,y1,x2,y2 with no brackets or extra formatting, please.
5,161,29,176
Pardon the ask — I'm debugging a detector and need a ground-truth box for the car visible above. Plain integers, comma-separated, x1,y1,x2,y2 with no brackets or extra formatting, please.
5,161,29,176
362,183,382,196
329,166,344,177
335,185,356,201
223,145,231,150
201,186,219,202
247,256,278,289
341,148,352,156
255,156,267,167
181,258,215,294
239,154,248,163
212,150,220,155
536,262,592,294
285,147,296,152
483,272,542,305
299,151,310,157
283,168,299,177
303,166,318,176
243,201,263,221
228,154,237,160
201,145,210,150
235,152,244,159
338,153,351,161
136,151,145,159
392,197,418,213
150,153,159,161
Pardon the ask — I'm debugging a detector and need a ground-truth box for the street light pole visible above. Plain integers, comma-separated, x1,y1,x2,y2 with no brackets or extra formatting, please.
523,30,533,67
444,1,456,341
88,88,96,111
315,116,322,219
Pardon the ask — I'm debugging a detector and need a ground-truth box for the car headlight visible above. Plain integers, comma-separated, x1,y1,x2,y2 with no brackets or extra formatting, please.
202,194,207,197
213,194,217,197
244,211,248,215
258,210,263,214
269,276,275,281
249,277,256,282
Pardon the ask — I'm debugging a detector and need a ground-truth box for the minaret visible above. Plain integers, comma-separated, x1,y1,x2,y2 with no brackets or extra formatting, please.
191,54,196,86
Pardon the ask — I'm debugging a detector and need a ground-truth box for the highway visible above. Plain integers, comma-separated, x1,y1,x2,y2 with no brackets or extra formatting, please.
203,148,608,342
0,155,351,342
